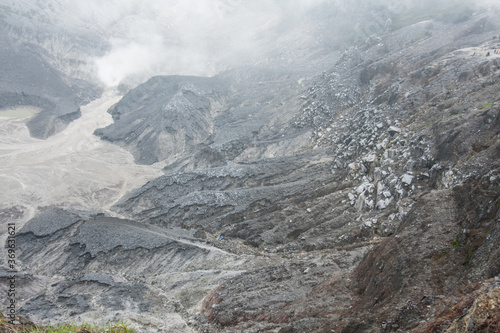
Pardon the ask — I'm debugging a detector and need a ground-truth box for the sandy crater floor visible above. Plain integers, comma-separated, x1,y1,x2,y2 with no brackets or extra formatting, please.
0,91,165,225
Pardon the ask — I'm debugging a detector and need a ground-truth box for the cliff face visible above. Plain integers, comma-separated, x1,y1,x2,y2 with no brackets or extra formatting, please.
0,2,499,333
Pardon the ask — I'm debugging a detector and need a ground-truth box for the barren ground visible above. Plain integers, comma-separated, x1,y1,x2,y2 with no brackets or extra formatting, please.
0,91,164,226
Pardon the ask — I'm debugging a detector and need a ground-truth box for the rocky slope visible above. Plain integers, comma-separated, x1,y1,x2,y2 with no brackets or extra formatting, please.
113,7,500,332
9,208,268,331
1,1,499,333
94,68,315,166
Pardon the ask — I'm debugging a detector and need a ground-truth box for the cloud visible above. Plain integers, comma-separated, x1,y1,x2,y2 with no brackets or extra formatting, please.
76,0,497,87
70,0,329,87
94,40,156,87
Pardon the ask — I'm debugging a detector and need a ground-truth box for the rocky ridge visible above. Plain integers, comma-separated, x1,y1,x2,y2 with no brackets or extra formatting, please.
94,68,314,167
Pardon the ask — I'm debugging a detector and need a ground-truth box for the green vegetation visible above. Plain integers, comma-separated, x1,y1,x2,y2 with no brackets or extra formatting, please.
391,0,475,31
452,238,459,248
464,251,473,265
480,102,494,109
0,314,134,333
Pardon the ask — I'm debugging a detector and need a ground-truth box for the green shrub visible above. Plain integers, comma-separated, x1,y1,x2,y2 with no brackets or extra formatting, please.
480,102,494,109
0,314,135,333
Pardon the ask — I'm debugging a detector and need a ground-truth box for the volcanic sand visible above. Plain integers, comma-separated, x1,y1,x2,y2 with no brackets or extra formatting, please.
0,91,165,225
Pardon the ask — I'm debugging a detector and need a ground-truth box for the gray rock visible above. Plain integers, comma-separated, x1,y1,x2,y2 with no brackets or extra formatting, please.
70,216,175,257
388,125,401,136
80,273,115,286
20,208,80,237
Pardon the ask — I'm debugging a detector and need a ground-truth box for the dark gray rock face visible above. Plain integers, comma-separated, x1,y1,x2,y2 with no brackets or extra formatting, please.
114,151,347,249
19,208,81,237
0,31,79,138
8,209,250,331
95,67,312,166
95,75,229,165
